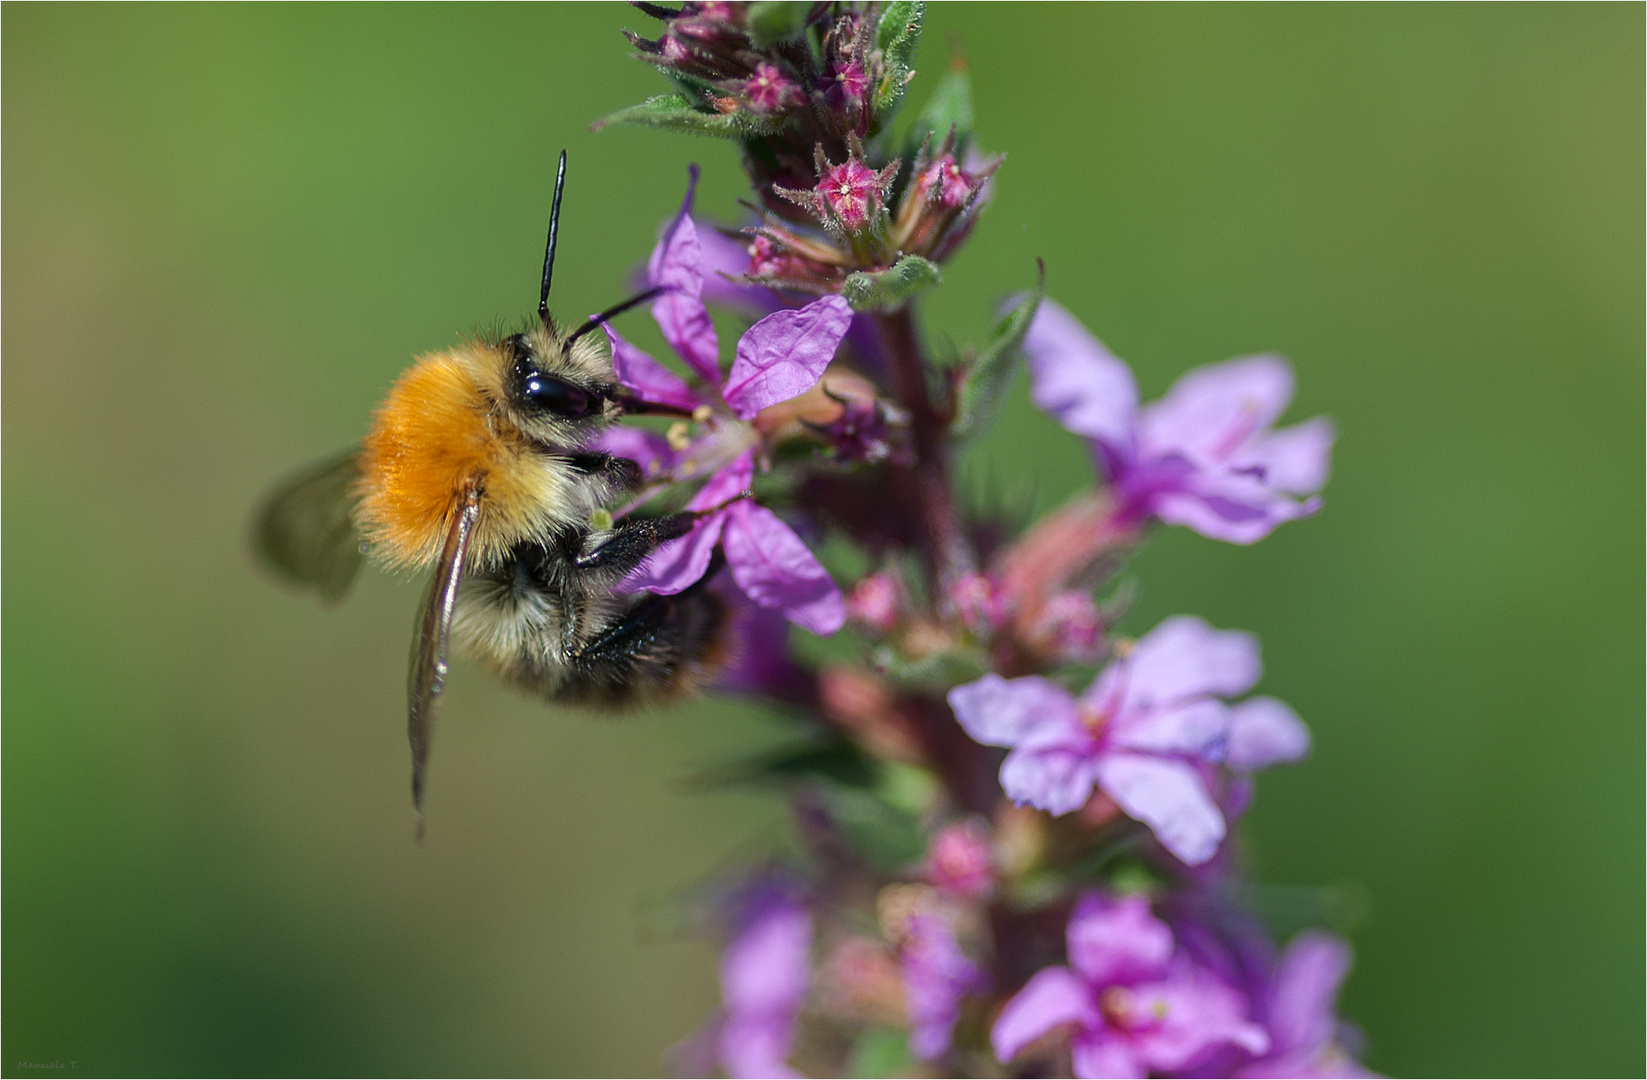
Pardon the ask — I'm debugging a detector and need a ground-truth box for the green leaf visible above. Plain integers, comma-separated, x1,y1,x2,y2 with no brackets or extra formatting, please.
685,735,879,790
593,93,774,139
912,66,973,151
841,254,941,312
949,261,1045,440
848,1029,915,1079
872,0,923,119
817,783,926,871
746,1,811,47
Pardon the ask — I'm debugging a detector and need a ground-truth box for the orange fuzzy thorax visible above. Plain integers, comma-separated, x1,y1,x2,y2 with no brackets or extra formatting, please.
354,348,571,570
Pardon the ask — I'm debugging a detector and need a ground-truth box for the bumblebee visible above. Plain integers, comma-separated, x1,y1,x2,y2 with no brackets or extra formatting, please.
255,153,730,835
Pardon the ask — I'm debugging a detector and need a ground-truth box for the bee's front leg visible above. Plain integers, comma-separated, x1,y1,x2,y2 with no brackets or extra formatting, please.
569,513,697,587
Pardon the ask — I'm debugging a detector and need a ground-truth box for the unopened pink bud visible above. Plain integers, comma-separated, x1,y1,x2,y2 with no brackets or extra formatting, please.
950,573,1001,634
847,572,900,632
1038,590,1103,657
925,820,994,898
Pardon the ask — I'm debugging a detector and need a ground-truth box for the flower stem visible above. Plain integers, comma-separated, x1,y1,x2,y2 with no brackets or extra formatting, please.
874,305,975,606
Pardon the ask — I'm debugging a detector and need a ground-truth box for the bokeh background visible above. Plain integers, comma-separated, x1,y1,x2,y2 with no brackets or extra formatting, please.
5,5,1641,1076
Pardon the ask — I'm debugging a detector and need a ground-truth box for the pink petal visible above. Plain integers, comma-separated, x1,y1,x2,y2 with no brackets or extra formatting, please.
1129,963,1269,1071
617,453,752,595
648,167,721,382
947,674,1079,748
619,511,726,595
1110,698,1229,758
588,426,676,479
1226,697,1311,770
721,900,812,1015
1267,932,1353,1058
599,320,699,411
1065,892,1174,988
1072,1031,1147,1079
1001,743,1100,816
1139,355,1294,464
1240,416,1335,496
1152,477,1321,544
1024,299,1139,452
1095,753,1226,866
722,501,845,634
992,966,1097,1063
1119,615,1262,711
722,296,853,419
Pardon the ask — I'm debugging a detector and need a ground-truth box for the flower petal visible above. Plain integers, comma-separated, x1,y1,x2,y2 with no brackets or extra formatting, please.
992,965,1097,1064
1267,932,1353,1058
948,674,1080,748
1095,753,1226,866
1110,698,1229,759
1128,963,1269,1071
722,501,845,634
1024,299,1139,453
723,296,853,419
648,167,721,382
1065,892,1174,988
1240,416,1335,496
1139,355,1294,464
599,320,698,411
1152,483,1321,545
718,896,812,1080
1072,1031,1147,1080
1119,615,1262,711
902,912,986,1061
1226,697,1311,770
588,425,677,480
619,511,726,595
1001,743,1100,816
617,453,752,595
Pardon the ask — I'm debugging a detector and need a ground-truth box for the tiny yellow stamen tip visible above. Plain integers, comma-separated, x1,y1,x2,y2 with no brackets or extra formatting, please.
1113,638,1137,659
666,421,693,451
692,405,712,423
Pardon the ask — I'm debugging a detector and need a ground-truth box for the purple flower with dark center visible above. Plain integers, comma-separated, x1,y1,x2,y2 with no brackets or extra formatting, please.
818,157,884,232
947,615,1309,866
824,59,867,109
1024,299,1335,544
901,911,987,1061
596,170,852,634
993,892,1268,1078
744,61,800,114
1235,933,1378,1079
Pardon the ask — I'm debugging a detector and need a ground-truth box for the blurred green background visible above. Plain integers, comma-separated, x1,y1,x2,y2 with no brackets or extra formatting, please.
4,5,1640,1076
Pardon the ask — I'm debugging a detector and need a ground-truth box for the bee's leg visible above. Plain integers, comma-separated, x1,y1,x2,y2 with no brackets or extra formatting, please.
571,512,696,584
561,573,727,705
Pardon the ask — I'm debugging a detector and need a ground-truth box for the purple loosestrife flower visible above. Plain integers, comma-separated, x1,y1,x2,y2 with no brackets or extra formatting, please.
1025,299,1335,544
993,893,1268,1079
900,912,988,1061
1235,933,1377,1079
597,171,852,634
716,892,814,1080
947,616,1309,866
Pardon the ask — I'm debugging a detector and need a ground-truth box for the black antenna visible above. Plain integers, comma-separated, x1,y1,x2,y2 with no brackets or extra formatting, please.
565,286,668,344
539,150,568,323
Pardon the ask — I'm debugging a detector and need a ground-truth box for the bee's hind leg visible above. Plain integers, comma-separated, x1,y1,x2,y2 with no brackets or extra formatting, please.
561,558,727,705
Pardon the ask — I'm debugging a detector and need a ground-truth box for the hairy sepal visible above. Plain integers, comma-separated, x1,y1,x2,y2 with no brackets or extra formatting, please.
841,254,941,312
950,262,1045,441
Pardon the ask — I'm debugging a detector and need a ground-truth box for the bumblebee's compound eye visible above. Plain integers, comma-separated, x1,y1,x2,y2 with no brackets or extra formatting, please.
506,336,598,420
523,372,595,419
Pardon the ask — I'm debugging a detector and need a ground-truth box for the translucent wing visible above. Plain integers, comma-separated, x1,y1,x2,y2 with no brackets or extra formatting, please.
408,485,482,841
251,447,365,604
